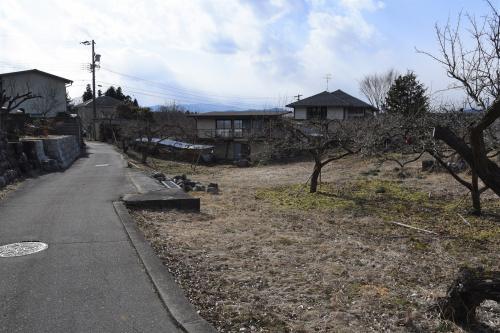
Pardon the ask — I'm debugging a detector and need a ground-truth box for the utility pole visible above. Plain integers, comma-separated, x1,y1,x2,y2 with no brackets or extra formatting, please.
81,40,101,140
91,40,97,140
294,94,302,101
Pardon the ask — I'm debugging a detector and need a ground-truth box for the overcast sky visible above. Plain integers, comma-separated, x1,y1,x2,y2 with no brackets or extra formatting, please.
0,0,498,109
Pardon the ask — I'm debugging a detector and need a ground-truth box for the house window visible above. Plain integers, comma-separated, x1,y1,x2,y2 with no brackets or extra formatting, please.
216,119,232,137
306,106,327,120
233,119,243,137
346,108,365,119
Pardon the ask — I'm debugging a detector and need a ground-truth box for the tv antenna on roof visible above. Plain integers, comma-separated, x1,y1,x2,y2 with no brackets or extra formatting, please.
324,74,332,91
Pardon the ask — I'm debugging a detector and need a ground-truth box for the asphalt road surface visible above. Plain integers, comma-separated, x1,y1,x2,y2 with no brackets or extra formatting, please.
0,142,182,332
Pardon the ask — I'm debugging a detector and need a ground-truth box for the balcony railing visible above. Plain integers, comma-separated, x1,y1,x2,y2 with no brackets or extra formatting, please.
197,128,270,139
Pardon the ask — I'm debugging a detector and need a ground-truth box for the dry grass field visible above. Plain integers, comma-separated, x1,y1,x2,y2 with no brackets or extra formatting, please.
129,154,500,333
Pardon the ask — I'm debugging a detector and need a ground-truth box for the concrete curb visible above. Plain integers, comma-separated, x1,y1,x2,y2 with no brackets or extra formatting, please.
113,201,217,333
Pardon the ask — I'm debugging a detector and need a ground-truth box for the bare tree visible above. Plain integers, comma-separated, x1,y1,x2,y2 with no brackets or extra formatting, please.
359,69,398,111
119,105,193,164
32,86,60,117
0,79,39,130
418,1,500,213
274,117,368,193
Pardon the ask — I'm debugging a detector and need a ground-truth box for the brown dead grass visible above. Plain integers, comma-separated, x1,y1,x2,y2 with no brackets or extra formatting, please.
131,155,500,333
0,181,21,201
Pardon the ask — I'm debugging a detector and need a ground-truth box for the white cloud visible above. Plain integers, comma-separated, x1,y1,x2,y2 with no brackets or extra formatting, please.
0,0,397,107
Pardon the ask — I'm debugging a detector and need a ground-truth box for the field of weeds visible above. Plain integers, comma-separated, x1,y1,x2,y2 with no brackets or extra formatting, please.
130,154,500,332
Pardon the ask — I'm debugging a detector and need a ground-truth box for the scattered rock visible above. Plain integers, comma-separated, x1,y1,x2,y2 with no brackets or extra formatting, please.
207,183,219,194
152,171,166,181
193,184,206,191
236,159,250,168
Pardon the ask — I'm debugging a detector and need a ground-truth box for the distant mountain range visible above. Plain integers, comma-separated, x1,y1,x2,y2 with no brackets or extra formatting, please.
148,103,247,113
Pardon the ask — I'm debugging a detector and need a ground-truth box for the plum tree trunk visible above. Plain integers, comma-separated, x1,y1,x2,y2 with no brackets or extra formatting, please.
310,162,321,193
437,267,500,327
470,170,481,215
433,126,500,197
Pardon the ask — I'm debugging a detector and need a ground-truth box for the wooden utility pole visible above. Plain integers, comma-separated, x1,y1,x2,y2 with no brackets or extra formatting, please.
91,40,97,140
81,39,100,140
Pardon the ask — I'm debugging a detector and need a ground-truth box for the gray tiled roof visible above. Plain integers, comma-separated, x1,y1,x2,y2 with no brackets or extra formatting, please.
75,96,123,108
286,90,373,108
0,69,72,84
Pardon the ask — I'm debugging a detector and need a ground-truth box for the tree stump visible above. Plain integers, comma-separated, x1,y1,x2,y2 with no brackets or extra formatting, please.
437,267,500,326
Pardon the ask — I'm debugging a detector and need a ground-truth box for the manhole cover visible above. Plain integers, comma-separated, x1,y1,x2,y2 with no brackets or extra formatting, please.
0,242,48,257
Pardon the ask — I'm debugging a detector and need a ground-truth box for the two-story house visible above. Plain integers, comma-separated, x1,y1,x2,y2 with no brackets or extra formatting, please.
74,96,124,141
0,69,72,117
286,90,375,120
188,110,290,161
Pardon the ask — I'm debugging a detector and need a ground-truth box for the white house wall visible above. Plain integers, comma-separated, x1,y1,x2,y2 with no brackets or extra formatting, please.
294,108,307,120
1,72,67,117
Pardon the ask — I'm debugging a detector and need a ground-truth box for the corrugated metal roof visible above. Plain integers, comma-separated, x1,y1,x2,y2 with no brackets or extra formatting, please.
137,138,214,150
286,90,373,108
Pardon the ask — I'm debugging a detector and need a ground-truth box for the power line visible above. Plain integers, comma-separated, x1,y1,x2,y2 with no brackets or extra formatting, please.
100,67,279,101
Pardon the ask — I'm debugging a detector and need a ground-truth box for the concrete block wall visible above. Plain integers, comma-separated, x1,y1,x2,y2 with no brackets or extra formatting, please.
42,135,80,169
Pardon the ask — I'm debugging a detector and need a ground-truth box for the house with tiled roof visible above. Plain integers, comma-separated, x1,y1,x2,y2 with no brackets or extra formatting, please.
286,90,375,120
187,110,291,161
74,96,124,141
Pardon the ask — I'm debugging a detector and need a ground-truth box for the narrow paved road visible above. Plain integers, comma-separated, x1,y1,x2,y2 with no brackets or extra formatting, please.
0,143,182,332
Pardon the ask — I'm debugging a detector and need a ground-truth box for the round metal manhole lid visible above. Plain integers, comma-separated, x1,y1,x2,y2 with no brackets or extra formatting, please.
0,242,48,257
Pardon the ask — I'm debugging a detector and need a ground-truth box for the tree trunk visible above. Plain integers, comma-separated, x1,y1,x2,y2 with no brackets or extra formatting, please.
310,162,321,193
122,140,129,154
141,145,149,164
471,170,481,215
437,267,500,327
433,126,500,196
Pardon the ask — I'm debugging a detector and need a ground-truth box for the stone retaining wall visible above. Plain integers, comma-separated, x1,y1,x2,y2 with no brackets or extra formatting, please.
0,133,81,190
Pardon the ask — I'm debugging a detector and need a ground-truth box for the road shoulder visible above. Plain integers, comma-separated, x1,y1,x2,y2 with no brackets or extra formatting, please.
113,201,216,333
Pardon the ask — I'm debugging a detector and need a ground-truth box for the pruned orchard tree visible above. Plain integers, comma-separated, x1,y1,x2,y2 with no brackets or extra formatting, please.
414,3,500,327
365,107,493,214
0,79,39,130
418,0,500,210
359,68,398,111
274,116,370,193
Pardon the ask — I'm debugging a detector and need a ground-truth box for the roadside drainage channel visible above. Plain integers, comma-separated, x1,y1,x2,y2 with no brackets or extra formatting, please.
0,241,48,257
